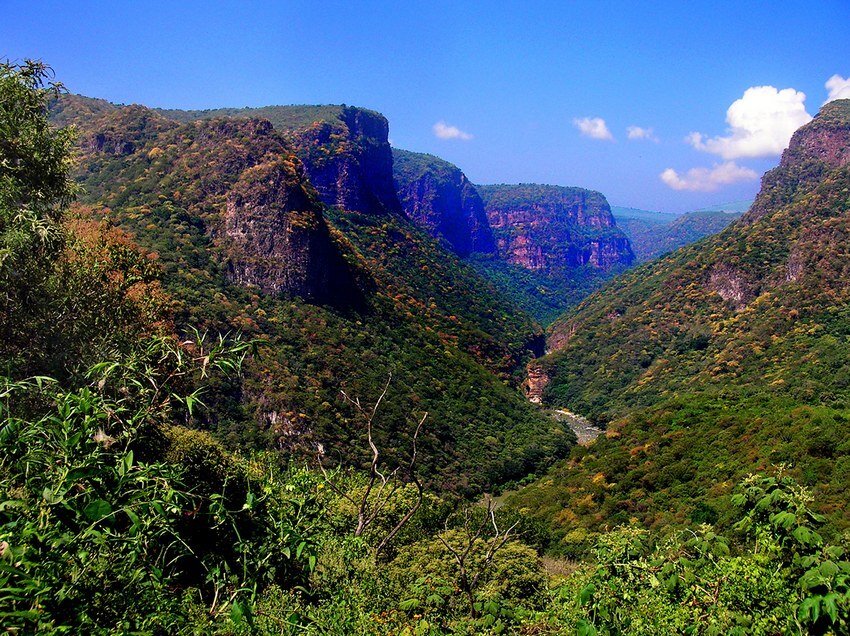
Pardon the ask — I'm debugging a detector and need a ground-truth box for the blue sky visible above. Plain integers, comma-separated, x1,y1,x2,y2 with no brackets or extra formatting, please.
4,0,849,212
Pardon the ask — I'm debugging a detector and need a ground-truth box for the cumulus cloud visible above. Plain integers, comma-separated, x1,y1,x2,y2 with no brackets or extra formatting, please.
627,125,659,142
825,74,850,103
573,116,614,141
433,121,473,140
687,86,812,159
660,161,759,192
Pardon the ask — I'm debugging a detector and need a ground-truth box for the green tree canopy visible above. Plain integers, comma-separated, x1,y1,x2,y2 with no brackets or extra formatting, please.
1,60,77,376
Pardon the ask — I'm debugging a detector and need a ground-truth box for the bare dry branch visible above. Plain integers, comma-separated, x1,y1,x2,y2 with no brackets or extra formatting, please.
376,411,427,554
323,375,427,554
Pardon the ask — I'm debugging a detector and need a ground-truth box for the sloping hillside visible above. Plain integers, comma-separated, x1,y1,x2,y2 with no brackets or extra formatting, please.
613,205,743,262
508,99,850,537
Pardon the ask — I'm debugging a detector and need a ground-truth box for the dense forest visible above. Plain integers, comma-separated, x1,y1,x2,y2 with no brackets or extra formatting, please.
2,61,850,635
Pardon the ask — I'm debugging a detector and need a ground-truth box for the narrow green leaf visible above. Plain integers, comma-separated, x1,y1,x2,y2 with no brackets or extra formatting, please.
231,601,244,624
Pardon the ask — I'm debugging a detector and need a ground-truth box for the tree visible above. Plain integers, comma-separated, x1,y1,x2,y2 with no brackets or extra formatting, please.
0,61,168,381
0,60,76,376
436,499,522,618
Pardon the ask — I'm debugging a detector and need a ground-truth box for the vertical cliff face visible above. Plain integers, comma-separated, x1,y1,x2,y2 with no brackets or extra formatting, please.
61,101,360,307
393,149,496,256
477,184,634,276
522,360,550,404
223,159,357,305
287,106,403,216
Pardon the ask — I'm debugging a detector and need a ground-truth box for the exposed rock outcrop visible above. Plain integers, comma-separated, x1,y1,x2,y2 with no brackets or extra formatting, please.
523,360,550,404
393,149,496,256
62,100,361,308
289,106,403,215
707,265,751,310
224,159,357,305
747,99,850,222
477,184,634,276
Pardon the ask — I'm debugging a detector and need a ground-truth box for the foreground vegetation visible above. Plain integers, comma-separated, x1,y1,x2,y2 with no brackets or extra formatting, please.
5,367,850,634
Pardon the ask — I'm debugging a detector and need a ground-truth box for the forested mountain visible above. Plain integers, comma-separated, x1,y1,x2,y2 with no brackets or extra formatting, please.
48,94,570,493
507,99,850,543
392,155,636,325
613,205,743,262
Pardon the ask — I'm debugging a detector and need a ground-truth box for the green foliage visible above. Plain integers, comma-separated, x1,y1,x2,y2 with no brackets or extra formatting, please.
0,64,171,383
469,254,627,326
155,103,356,133
613,207,742,263
0,333,320,633
0,60,75,253
1,60,75,377
551,474,850,635
21,69,850,635
390,529,545,611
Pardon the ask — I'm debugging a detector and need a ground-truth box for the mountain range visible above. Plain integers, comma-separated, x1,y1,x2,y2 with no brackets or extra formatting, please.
612,205,744,263
50,95,570,493
47,93,784,497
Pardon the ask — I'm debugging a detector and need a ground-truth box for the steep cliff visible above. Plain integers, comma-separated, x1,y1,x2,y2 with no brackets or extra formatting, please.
53,95,563,493
223,159,357,305
477,184,634,275
746,99,850,222
286,106,402,215
158,103,403,216
545,99,850,400
393,149,496,256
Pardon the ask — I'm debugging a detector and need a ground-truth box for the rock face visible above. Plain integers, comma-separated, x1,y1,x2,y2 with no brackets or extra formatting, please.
61,100,360,307
223,159,356,305
476,184,634,276
523,360,550,404
707,264,750,310
542,98,850,412
289,106,403,215
393,149,496,256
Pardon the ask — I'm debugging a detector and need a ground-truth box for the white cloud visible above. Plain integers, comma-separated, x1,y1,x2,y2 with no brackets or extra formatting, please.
573,116,614,141
825,74,850,104
687,86,812,159
627,125,659,142
660,161,759,192
433,121,473,140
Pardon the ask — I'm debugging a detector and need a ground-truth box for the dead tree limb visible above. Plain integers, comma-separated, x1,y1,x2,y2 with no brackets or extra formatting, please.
317,374,426,555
